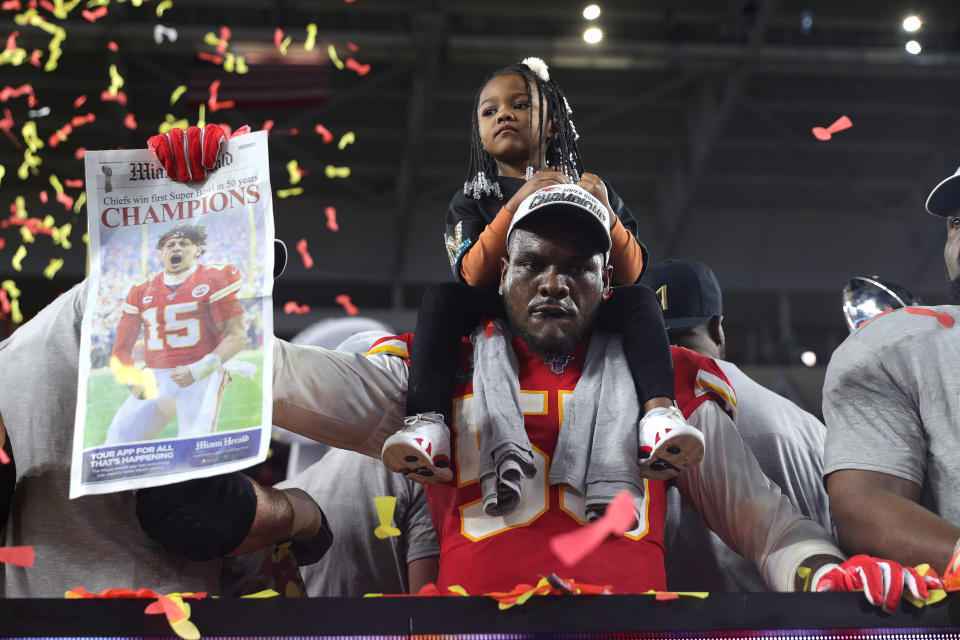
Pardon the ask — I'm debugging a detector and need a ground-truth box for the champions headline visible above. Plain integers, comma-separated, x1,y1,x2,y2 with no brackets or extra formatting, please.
100,183,261,228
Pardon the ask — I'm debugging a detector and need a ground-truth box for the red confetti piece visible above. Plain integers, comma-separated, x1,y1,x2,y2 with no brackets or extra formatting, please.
0,84,36,106
144,595,188,622
0,289,9,313
4,30,17,51
39,190,47,203
345,0,356,3
207,79,234,112
272,128,299,136
346,42,359,52
324,206,339,232
0,238,4,251
335,294,359,316
28,49,40,67
74,147,86,159
283,301,310,314
123,113,137,129
314,124,333,143
66,587,206,600
108,41,118,51
216,25,231,53
73,94,87,108
71,113,95,127
295,238,314,269
56,191,74,211
345,57,371,76
48,124,72,147
100,89,128,105
0,1,20,12
197,51,224,64
549,490,637,567
273,27,284,49
64,178,83,188
0,443,9,464
81,5,107,21
655,592,680,601
0,546,34,567
905,306,955,328
2,215,54,236
38,0,53,13
812,115,852,141
0,108,16,147
261,119,274,133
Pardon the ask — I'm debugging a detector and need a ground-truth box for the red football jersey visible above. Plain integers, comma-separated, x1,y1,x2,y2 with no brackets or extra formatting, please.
120,263,243,369
367,334,735,594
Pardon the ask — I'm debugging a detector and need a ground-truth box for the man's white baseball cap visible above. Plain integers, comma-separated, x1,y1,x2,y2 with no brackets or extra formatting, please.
925,166,960,216
507,184,611,252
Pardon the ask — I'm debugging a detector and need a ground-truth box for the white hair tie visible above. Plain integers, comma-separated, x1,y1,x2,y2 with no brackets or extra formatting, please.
520,57,550,82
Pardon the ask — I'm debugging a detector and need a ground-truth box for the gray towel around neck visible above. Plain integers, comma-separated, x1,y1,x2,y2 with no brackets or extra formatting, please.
470,320,645,520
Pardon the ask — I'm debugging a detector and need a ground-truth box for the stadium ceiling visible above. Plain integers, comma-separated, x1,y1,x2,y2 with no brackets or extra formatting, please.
3,0,960,364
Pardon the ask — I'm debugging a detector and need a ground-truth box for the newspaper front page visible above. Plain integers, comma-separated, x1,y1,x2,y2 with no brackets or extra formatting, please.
71,131,274,498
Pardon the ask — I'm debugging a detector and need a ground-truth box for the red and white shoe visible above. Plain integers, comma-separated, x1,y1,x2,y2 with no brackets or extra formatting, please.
381,412,453,484
638,405,704,481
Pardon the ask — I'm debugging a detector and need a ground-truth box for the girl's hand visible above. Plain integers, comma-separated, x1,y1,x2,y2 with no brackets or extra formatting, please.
504,170,569,214
577,173,616,229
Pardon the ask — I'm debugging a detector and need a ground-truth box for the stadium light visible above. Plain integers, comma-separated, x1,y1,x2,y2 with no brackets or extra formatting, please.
902,15,922,32
905,39,922,55
583,27,603,44
800,351,817,367
583,4,601,20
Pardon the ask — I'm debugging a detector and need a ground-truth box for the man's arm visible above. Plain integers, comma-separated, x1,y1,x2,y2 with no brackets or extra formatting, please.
676,400,844,591
0,411,14,532
408,557,439,593
828,469,960,571
171,314,246,388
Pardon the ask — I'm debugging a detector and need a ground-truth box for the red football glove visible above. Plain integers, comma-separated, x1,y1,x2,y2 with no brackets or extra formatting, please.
147,123,250,183
815,555,943,613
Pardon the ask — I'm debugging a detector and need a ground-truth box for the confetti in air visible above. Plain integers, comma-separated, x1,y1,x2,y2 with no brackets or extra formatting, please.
345,58,371,76
337,131,355,150
314,124,334,143
812,115,852,141
324,206,339,232
274,28,291,55
325,165,351,179
304,23,317,51
283,301,310,314
295,238,314,268
286,159,303,185
335,294,358,316
549,490,637,567
156,0,172,16
169,85,187,105
373,496,402,538
276,188,303,199
327,44,344,70
153,24,178,45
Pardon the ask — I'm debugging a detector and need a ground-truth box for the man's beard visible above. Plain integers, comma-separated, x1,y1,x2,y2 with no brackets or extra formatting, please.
949,273,960,301
508,306,599,357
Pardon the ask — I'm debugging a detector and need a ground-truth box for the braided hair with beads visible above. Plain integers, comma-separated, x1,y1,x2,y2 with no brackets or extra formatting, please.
463,59,584,200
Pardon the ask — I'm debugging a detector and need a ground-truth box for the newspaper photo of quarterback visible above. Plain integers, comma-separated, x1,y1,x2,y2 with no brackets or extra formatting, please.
105,222,254,444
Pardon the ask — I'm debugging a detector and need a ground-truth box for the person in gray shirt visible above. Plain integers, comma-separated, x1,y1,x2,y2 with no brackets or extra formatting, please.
642,259,832,591
824,167,960,574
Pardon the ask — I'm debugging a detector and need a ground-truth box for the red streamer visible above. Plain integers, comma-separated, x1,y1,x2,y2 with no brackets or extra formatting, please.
335,294,359,316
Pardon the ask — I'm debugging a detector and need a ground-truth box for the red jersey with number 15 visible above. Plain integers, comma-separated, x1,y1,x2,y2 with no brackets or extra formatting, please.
120,263,243,369
366,333,737,594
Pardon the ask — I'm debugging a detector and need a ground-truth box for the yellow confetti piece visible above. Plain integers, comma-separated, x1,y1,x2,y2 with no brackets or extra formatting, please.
108,63,124,95
277,31,291,56
156,0,172,16
373,496,401,539
796,566,812,592
52,222,73,249
235,56,248,74
49,174,64,194
13,196,26,218
159,114,190,134
276,540,293,560
276,187,303,199
109,356,159,399
82,232,90,245
327,43,344,70
42,215,55,228
304,23,317,51
241,589,280,598
337,131,355,150
642,589,710,599
196,103,205,129
19,227,34,243
18,148,42,180
224,52,235,72
325,165,351,179
2,280,22,299
43,258,64,279
0,164,5,187
286,159,301,185
169,85,187,105
9,298,22,324
203,32,220,47
21,121,43,153
447,585,469,596
11,245,27,271
72,192,86,215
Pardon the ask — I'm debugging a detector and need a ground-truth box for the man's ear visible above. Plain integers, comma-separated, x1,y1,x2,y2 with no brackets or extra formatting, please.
602,263,613,295
708,315,725,349
499,255,510,294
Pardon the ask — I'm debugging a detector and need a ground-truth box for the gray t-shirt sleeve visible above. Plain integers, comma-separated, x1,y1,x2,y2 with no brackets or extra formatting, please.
399,482,440,563
822,334,925,486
